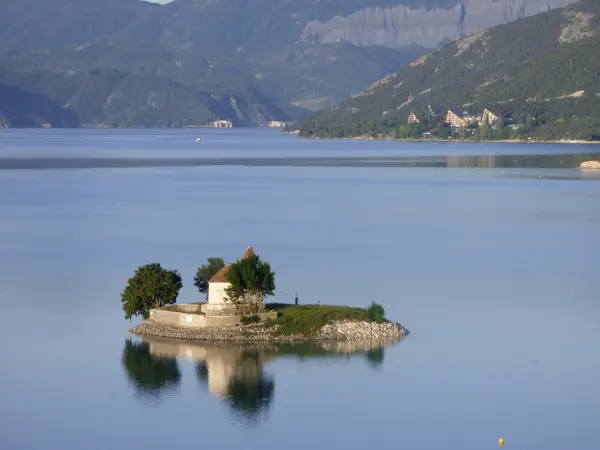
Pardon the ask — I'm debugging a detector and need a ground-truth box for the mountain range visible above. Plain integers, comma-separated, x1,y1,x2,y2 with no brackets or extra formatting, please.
294,0,600,141
0,0,578,127
0,83,79,127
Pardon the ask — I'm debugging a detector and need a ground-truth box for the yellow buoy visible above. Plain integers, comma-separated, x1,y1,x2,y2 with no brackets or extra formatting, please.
498,438,505,446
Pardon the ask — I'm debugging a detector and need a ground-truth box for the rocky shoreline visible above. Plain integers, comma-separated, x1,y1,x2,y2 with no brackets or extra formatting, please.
580,160,600,169
130,319,409,342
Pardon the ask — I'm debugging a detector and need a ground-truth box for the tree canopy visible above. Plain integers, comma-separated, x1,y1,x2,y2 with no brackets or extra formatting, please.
366,302,386,323
225,255,275,314
194,257,225,298
121,263,183,320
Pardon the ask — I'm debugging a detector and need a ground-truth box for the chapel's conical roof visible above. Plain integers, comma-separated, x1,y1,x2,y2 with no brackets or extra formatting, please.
208,246,256,284
208,264,232,283
243,245,256,259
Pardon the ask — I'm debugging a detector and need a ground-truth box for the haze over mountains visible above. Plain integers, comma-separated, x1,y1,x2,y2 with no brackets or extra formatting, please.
294,0,600,141
0,0,579,127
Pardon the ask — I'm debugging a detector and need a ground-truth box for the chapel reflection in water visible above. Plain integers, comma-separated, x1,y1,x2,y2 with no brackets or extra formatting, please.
122,335,404,419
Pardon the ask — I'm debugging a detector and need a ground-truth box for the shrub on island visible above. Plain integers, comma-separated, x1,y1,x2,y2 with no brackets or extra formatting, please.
240,315,262,325
366,302,386,323
264,302,388,336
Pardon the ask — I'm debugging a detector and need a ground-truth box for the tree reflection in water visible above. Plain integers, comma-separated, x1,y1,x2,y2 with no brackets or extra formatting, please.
226,373,275,419
121,339,181,401
366,347,385,368
126,335,403,419
195,349,275,421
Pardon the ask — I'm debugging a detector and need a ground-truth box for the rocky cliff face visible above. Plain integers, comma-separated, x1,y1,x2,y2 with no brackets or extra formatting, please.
301,0,575,49
292,0,600,140
0,0,582,124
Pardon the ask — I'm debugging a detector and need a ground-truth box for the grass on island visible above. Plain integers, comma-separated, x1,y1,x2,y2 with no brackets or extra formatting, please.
264,303,380,336
157,302,385,336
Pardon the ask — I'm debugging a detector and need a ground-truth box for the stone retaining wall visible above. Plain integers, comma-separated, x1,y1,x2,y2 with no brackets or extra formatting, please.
149,307,277,329
172,304,203,313
201,303,238,317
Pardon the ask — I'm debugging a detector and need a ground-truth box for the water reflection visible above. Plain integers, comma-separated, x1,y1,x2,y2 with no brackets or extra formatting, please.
121,336,402,419
366,347,385,368
445,153,600,169
2,152,599,170
121,339,181,401
191,345,276,420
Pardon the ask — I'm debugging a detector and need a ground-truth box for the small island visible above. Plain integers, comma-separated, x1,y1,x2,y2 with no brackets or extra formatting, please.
124,245,409,342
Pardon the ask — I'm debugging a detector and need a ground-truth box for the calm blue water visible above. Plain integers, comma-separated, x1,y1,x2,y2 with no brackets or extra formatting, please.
0,128,599,450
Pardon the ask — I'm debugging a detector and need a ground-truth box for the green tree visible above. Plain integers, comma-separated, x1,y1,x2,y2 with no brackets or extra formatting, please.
366,302,386,323
226,255,275,314
479,123,489,139
121,263,183,320
495,115,506,129
436,123,450,139
194,257,225,298
525,114,536,132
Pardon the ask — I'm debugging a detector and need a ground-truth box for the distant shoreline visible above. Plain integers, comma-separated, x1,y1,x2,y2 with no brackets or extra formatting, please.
292,134,600,145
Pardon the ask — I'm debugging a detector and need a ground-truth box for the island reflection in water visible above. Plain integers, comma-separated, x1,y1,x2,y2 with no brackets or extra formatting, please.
2,151,600,172
121,336,403,419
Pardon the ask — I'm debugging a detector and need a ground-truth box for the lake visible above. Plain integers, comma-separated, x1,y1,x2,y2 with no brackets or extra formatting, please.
0,128,599,450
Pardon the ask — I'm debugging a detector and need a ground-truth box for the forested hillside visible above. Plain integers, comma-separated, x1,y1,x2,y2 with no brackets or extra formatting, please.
0,84,79,127
293,0,600,141
0,0,577,127
0,68,287,127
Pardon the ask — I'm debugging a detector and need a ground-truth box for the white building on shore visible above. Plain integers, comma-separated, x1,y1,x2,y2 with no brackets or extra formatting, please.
446,108,499,128
212,120,233,128
266,121,287,127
